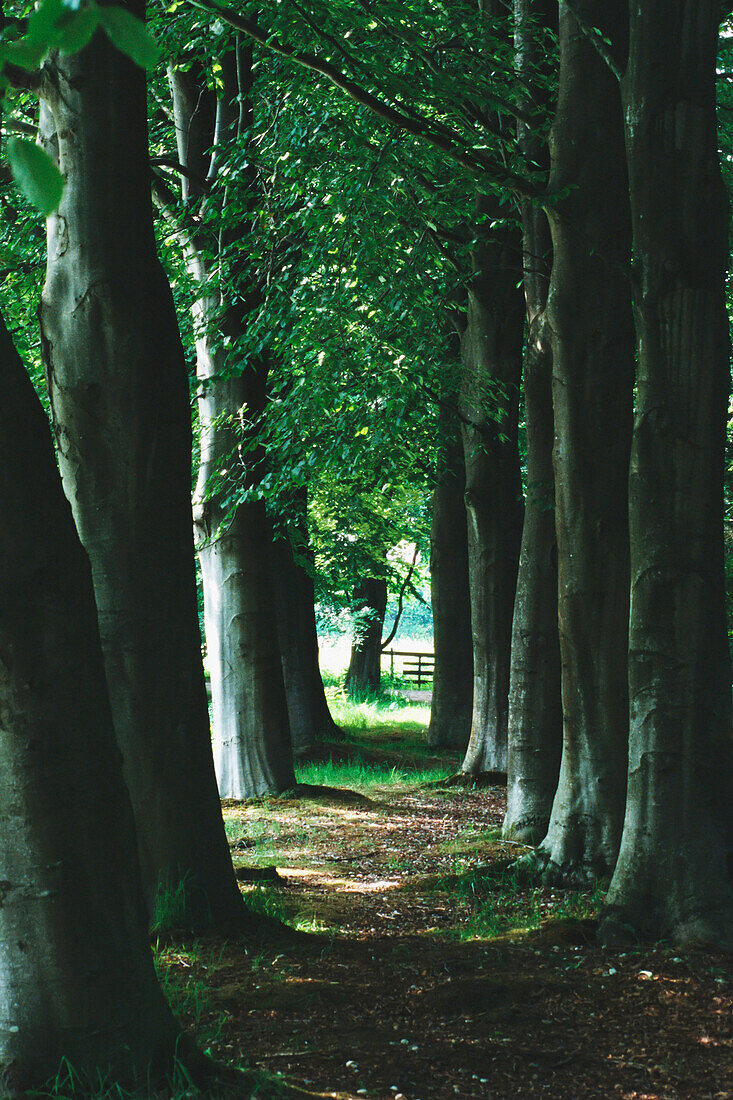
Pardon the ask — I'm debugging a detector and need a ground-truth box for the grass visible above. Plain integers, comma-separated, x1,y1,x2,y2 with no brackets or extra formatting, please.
295,755,451,793
429,863,609,942
151,871,206,936
153,942,228,1055
240,886,333,935
324,682,431,736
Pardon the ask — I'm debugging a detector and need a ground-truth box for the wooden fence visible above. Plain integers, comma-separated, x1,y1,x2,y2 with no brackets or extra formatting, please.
381,648,435,689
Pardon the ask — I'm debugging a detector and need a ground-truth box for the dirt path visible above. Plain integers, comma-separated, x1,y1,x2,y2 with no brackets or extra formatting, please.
164,785,732,1100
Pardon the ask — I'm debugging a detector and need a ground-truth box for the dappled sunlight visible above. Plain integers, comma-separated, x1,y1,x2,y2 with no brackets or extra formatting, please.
281,867,404,894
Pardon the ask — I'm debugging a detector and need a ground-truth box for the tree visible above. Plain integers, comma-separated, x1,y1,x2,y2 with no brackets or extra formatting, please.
37,2,243,923
455,0,527,778
164,45,295,799
0,306,180,1095
428,399,473,752
503,0,562,843
273,499,343,757
533,0,634,882
345,575,389,694
599,0,733,946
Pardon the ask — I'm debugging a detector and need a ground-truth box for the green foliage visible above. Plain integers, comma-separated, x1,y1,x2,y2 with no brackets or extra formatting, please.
6,136,63,215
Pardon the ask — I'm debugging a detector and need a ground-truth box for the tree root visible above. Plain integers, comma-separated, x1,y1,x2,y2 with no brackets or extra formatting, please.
428,770,507,790
234,866,287,885
278,783,376,808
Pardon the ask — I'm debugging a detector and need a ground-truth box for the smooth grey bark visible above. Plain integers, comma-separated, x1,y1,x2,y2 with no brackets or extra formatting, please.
273,518,342,758
345,577,388,694
503,0,562,843
37,15,243,925
533,1,634,882
459,201,525,775
428,406,473,751
167,52,295,800
0,313,179,1093
600,0,733,947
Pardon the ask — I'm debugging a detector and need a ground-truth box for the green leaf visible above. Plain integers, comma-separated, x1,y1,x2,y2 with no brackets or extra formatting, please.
7,138,64,216
98,6,159,69
26,0,66,45
56,7,100,54
2,37,48,71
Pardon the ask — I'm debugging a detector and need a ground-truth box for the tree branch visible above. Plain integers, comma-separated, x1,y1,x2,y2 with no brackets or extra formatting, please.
187,0,541,199
562,1,625,81
3,63,41,91
151,156,210,190
381,543,419,650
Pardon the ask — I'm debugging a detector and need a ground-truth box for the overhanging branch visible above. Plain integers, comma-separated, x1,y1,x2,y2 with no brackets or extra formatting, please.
187,0,540,199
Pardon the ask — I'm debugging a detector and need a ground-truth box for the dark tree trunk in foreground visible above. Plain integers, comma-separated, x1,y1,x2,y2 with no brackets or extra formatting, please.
274,520,342,758
428,406,473,751
168,53,295,799
38,19,242,925
0,314,179,1094
459,204,525,775
601,0,733,947
504,0,562,843
346,577,388,695
535,2,634,882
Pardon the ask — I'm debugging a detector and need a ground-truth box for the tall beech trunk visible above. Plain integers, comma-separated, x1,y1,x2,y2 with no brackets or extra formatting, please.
503,0,562,843
37,16,242,925
600,0,733,947
428,406,473,751
273,516,342,758
534,2,634,882
459,203,525,775
168,52,295,799
0,314,180,1093
346,577,388,694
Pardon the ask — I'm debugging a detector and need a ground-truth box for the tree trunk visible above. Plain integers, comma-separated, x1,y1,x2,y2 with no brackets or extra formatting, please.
168,51,295,800
273,518,342,758
0,314,180,1093
37,15,243,926
346,577,388,695
459,203,525,775
601,0,733,947
428,407,473,751
534,1,634,882
503,0,562,843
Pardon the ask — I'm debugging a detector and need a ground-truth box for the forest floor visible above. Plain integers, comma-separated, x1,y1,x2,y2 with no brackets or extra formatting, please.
158,710,733,1100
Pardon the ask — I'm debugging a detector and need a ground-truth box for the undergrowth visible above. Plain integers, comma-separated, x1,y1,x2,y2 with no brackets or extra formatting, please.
430,864,609,941
240,885,331,935
153,943,227,1056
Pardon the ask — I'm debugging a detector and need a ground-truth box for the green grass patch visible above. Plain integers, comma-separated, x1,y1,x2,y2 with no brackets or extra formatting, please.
295,754,451,793
429,863,608,942
241,886,333,935
325,684,431,736
153,942,227,1056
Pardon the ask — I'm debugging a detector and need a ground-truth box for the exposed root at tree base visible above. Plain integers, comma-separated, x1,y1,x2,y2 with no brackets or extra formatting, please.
278,783,376,808
429,770,508,789
235,866,287,885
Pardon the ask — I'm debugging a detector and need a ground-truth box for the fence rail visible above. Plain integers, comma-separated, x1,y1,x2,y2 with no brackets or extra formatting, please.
381,648,435,689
